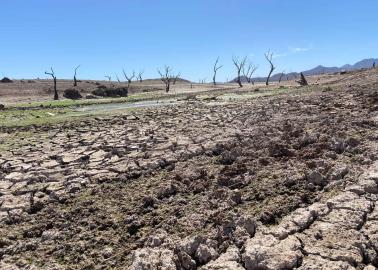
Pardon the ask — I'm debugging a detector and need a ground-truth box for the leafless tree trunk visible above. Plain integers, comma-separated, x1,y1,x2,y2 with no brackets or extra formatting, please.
123,69,135,89
45,68,58,100
213,57,223,86
296,72,308,86
278,70,285,83
73,65,80,87
158,66,177,93
243,62,258,84
115,75,121,83
232,56,247,87
138,70,144,83
265,51,275,86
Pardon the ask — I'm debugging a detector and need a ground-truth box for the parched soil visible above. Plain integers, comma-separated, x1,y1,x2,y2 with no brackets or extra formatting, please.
0,70,378,269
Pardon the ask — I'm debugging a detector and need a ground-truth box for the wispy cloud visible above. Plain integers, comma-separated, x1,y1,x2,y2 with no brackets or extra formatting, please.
272,45,312,58
272,53,288,58
289,47,311,53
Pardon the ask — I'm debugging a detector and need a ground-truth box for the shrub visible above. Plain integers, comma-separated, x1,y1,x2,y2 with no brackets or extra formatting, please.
63,88,82,99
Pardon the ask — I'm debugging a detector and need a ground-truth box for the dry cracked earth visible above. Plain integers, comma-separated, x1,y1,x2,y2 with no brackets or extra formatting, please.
1,72,378,269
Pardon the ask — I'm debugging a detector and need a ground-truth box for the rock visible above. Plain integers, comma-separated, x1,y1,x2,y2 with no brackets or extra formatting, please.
359,179,378,194
131,248,176,270
364,266,377,270
63,88,82,99
102,246,114,259
307,170,325,185
298,254,355,270
157,183,177,199
195,244,218,264
145,230,168,247
177,251,196,269
269,208,316,239
200,245,244,270
329,165,349,181
243,234,302,270
179,235,203,256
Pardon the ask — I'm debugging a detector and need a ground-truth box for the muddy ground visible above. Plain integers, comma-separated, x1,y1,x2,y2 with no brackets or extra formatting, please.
0,69,378,269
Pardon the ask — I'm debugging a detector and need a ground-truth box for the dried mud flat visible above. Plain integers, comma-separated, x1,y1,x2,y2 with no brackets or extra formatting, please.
1,71,378,269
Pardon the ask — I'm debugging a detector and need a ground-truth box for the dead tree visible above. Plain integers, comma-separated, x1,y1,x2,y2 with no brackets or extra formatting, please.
264,51,276,86
115,75,121,83
243,62,258,84
374,62,376,68
45,68,58,100
158,66,176,93
232,56,247,87
123,69,135,89
213,57,223,86
278,71,285,83
105,75,112,81
138,70,144,83
73,65,80,86
173,73,181,85
296,72,308,86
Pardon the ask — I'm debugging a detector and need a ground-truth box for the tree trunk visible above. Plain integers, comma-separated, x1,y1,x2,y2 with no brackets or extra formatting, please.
213,74,216,86
266,68,273,86
53,77,58,100
74,76,77,87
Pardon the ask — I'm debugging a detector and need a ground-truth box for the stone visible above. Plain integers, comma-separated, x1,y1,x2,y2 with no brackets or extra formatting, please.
131,248,176,270
307,170,325,185
329,165,349,181
195,244,218,264
178,235,203,256
200,246,244,270
243,234,302,270
298,254,355,270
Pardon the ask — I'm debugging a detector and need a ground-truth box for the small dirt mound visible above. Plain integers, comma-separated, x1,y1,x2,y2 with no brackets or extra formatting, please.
0,77,13,83
63,88,82,100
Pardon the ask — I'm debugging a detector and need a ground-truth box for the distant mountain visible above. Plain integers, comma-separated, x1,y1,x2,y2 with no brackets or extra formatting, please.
230,58,378,83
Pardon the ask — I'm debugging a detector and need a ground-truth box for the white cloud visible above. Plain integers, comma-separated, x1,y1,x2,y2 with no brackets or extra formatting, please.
289,47,311,53
272,53,288,58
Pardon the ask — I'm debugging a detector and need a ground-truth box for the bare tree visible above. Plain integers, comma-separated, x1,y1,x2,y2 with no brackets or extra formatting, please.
105,75,112,81
123,69,135,89
73,65,80,86
137,70,144,83
173,72,181,85
115,75,121,83
243,62,258,84
213,57,223,86
232,56,247,87
158,66,177,93
264,51,275,86
45,68,58,100
278,70,285,83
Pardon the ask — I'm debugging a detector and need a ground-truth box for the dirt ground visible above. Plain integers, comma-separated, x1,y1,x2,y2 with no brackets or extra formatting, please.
0,69,378,269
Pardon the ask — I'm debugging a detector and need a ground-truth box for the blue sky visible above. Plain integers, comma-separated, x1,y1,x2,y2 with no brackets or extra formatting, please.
1,0,377,81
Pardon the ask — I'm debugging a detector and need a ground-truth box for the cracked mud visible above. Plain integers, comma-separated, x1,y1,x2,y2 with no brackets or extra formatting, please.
1,70,378,269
